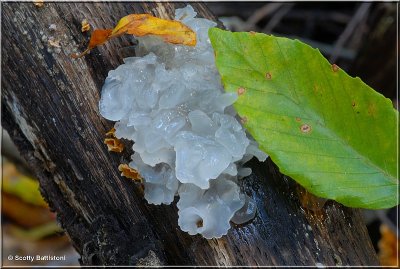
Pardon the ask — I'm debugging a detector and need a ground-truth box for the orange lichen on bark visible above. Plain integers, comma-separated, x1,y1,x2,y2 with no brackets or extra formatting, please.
72,13,196,58
118,164,142,182
104,128,124,152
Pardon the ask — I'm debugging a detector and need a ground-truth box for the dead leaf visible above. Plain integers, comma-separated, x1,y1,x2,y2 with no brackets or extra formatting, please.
72,14,196,58
378,224,399,266
118,164,142,182
2,193,54,228
8,222,63,241
72,29,112,58
3,160,48,207
81,19,90,32
111,14,196,46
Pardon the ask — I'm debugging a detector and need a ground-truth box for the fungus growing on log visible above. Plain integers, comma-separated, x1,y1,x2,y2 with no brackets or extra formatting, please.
99,5,267,238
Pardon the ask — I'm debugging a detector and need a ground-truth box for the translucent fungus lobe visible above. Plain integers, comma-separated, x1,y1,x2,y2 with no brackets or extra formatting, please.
99,5,268,239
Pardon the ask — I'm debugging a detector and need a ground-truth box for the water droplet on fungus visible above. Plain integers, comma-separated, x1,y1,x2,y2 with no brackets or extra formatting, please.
331,64,339,72
237,87,246,96
265,72,272,80
300,124,311,133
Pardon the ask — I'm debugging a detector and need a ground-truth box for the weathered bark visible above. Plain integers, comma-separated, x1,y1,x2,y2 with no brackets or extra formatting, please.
1,2,379,266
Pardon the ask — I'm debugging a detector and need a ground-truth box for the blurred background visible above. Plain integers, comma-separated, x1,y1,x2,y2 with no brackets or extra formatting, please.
2,1,398,266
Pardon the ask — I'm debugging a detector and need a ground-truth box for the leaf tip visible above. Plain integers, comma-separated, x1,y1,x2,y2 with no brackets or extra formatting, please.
300,124,312,134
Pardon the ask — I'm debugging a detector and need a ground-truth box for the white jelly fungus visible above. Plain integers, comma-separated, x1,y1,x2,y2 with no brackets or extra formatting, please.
99,5,268,239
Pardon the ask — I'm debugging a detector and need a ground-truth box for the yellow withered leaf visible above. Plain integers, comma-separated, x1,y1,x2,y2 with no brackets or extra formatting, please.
112,14,196,46
73,13,196,58
72,29,112,58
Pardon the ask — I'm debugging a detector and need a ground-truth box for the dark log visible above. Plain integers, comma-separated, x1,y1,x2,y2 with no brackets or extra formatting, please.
1,2,378,266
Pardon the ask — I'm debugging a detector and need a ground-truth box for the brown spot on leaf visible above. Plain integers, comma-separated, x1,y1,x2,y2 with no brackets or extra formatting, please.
352,101,356,107
237,87,246,96
118,164,142,182
240,116,248,125
296,117,301,122
265,72,272,80
300,124,311,133
313,84,320,93
332,64,339,72
249,31,256,35
367,103,377,116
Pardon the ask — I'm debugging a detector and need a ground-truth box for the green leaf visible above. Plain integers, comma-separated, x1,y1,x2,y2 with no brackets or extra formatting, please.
209,28,398,209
